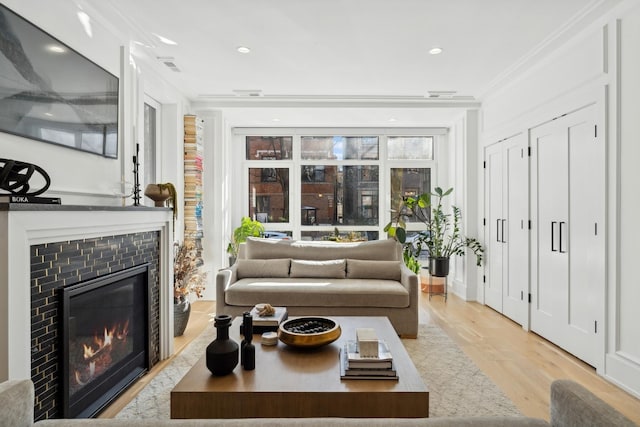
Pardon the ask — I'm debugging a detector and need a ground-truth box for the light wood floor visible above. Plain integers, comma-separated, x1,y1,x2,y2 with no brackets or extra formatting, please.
420,292,640,424
101,296,640,423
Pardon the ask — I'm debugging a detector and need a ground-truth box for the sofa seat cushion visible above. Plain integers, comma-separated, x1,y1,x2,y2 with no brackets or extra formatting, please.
225,278,409,308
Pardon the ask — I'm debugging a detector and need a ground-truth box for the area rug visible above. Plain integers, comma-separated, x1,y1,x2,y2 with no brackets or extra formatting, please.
115,322,520,419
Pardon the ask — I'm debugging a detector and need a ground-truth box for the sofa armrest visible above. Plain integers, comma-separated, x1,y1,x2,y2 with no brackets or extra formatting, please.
216,264,239,315
550,379,637,427
0,380,34,427
399,264,419,295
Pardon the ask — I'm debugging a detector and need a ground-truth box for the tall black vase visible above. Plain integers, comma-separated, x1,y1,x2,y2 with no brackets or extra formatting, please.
206,315,239,376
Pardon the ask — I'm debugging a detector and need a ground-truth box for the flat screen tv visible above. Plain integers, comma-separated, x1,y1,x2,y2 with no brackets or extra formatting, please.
0,4,118,158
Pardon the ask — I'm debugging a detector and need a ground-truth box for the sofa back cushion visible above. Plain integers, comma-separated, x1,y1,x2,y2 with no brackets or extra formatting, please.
244,237,401,261
236,258,291,279
290,259,347,278
346,259,402,281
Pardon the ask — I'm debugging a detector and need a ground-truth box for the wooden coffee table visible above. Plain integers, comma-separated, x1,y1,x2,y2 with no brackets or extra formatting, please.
170,316,428,419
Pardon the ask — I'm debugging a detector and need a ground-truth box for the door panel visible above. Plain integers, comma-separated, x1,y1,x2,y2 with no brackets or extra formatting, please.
503,138,528,326
565,113,603,366
535,127,568,334
485,144,504,312
530,104,603,367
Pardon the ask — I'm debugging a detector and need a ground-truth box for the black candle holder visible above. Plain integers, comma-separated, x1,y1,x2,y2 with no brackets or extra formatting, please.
132,143,141,206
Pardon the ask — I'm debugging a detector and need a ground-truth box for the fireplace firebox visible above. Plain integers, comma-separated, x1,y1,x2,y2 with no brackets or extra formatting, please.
61,264,151,418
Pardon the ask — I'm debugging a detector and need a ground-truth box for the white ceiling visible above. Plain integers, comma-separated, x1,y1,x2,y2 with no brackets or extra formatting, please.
90,0,620,127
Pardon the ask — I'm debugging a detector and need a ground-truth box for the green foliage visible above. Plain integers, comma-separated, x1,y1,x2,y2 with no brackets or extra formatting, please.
386,187,483,267
403,246,421,274
226,216,265,257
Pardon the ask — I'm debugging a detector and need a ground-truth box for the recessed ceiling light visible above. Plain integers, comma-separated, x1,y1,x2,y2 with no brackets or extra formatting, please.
152,33,178,45
429,47,443,55
388,118,397,122
272,118,281,122
237,46,251,54
47,45,66,53
44,112,53,117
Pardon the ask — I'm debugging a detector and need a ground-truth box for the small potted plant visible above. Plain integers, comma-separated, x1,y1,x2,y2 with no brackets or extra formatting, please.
226,216,265,265
173,240,207,336
385,187,483,277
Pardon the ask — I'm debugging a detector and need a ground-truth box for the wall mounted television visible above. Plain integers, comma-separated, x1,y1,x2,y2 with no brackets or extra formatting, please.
0,4,119,158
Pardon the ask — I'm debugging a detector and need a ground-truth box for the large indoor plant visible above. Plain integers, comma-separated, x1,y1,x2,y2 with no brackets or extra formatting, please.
385,187,483,277
226,216,265,265
173,240,207,336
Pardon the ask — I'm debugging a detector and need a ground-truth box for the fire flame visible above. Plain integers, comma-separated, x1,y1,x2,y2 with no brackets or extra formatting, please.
73,320,130,387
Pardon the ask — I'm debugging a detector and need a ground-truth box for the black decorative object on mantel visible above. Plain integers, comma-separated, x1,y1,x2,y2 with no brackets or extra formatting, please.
0,158,51,196
206,315,239,376
132,144,141,206
241,312,255,370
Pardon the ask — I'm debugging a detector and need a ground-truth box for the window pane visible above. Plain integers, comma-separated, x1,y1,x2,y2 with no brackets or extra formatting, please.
301,136,378,160
301,230,379,241
246,136,292,160
249,168,289,222
388,136,433,160
144,103,157,186
301,165,378,226
390,168,431,223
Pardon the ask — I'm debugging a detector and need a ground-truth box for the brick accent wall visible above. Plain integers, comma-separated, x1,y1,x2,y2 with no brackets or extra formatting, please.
30,232,161,421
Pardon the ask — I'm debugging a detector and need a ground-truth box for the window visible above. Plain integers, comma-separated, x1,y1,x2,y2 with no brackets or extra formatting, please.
143,101,158,190
249,168,289,222
246,136,292,160
239,130,439,240
388,136,433,160
301,136,378,160
300,165,379,226
390,168,431,224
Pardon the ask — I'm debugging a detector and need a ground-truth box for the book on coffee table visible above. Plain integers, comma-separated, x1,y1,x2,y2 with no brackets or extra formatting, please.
344,340,394,369
339,345,398,380
240,306,288,334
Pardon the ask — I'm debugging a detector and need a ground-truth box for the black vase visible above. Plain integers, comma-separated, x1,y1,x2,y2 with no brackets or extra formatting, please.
241,312,255,371
429,257,450,277
206,315,239,376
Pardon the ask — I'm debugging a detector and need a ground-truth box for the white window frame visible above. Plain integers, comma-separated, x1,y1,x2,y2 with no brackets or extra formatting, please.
233,128,446,240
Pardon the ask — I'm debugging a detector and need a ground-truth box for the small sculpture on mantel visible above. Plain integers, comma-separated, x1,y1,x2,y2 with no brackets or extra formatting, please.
0,158,51,195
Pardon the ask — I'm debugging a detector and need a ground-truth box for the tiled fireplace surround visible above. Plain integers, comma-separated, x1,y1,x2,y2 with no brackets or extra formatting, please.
0,207,174,419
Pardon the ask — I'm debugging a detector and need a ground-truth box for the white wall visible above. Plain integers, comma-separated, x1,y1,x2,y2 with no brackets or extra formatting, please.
449,110,482,301
1,1,191,208
1,1,123,205
606,2,640,398
480,0,640,398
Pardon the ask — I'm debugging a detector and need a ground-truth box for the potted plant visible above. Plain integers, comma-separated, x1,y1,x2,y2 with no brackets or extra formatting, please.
226,216,265,265
385,186,483,278
173,240,207,336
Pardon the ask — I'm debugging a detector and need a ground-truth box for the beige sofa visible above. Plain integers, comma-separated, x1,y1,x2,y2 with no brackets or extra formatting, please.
216,238,419,337
3,378,637,426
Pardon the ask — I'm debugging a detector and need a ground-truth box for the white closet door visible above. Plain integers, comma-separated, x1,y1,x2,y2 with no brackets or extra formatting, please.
530,105,603,366
532,119,569,346
565,110,604,366
502,136,529,326
485,143,504,312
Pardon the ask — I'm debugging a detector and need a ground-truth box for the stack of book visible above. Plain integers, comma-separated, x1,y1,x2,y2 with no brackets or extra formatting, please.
340,339,398,380
184,114,204,247
240,306,288,334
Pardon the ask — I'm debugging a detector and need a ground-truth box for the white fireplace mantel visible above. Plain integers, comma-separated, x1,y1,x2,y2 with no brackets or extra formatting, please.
0,205,174,381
